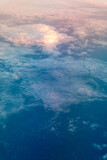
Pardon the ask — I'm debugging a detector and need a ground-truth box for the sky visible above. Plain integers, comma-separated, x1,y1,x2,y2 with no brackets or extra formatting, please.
0,0,107,14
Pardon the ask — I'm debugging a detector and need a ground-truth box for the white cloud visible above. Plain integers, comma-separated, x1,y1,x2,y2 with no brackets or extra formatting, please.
102,154,107,160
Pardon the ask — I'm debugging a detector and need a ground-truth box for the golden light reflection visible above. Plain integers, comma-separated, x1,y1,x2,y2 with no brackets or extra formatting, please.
39,25,59,46
0,24,65,54
43,34,58,45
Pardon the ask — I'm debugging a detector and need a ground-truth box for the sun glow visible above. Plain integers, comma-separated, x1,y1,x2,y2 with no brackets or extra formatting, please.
39,25,59,46
43,33,58,45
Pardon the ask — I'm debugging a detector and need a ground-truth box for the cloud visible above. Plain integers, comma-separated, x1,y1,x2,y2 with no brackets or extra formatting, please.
0,43,107,115
93,143,107,150
0,23,70,55
90,123,99,130
0,0,107,115
0,0,107,57
102,154,107,160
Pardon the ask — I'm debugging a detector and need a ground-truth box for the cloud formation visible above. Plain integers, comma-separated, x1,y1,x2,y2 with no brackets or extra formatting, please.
0,0,107,115
0,0,107,57
0,23,70,54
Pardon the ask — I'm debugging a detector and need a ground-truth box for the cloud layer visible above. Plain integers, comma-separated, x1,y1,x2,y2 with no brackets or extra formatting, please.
0,0,107,116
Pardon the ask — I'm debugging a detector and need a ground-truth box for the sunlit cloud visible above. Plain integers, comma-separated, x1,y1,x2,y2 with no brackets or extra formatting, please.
0,23,71,54
0,0,107,57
